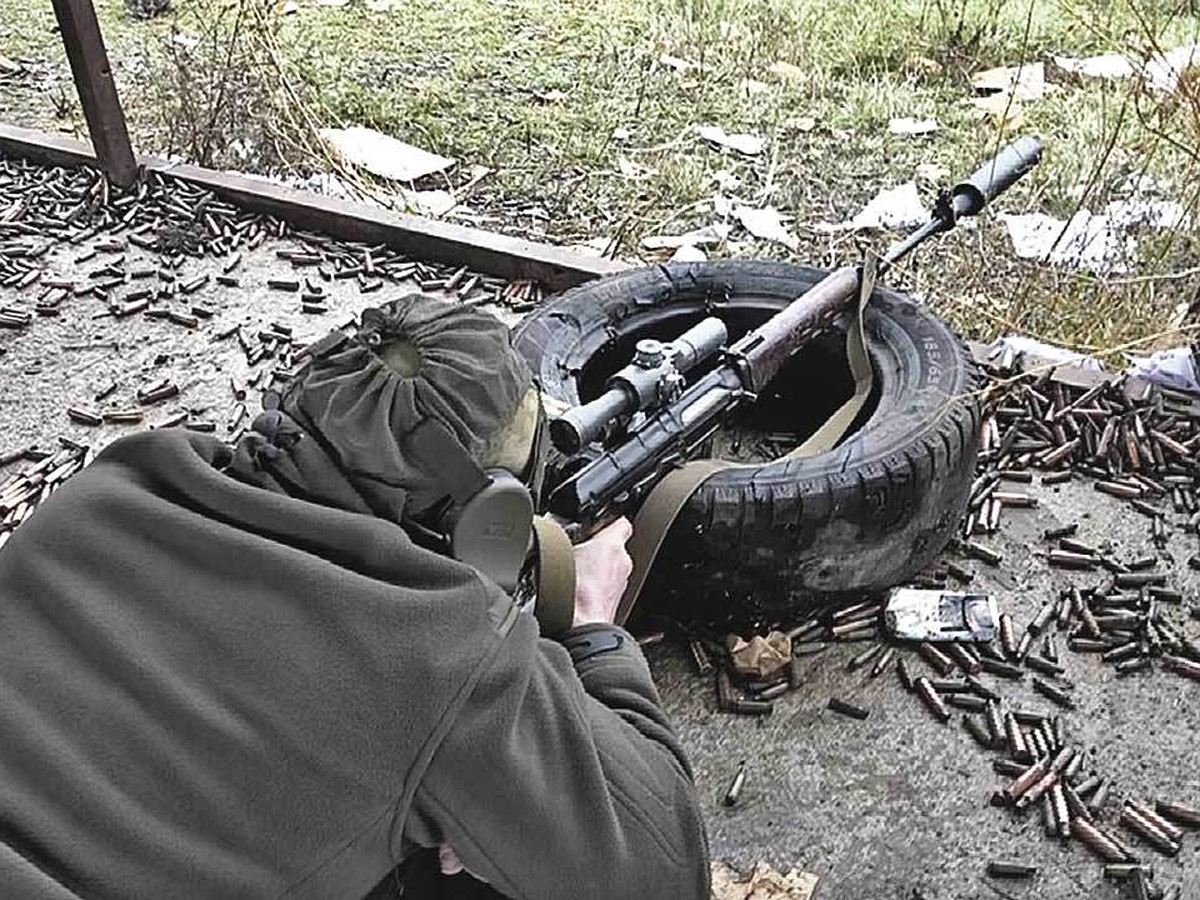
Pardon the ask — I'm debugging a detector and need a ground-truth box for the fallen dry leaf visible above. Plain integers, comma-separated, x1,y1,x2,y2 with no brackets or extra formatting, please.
972,62,1044,101
712,861,819,900
782,116,816,132
903,53,943,77
970,92,1026,131
766,61,804,81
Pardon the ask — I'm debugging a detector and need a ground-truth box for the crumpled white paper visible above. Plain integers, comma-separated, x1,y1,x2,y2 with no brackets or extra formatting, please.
1126,346,1200,394
1053,43,1200,93
887,117,938,136
999,197,1190,274
641,223,732,250
669,244,707,262
849,181,928,230
320,126,454,182
735,206,798,250
695,124,766,156
990,335,1104,372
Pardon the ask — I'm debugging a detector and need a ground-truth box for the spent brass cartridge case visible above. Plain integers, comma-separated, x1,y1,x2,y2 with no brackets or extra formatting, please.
964,540,1002,565
728,698,773,717
896,657,914,691
986,861,1037,879
980,657,1023,680
1088,780,1111,816
1048,549,1097,570
688,640,712,675
918,643,955,676
947,642,982,675
755,682,789,702
1115,572,1167,588
1050,782,1070,839
1073,818,1129,863
1101,863,1147,881
994,491,1037,507
948,695,987,713
869,647,895,678
1126,801,1184,843
792,641,827,657
993,759,1026,777
965,674,1000,702
1063,783,1092,822
1026,655,1065,676
1015,632,1033,660
66,406,101,426
985,701,1004,746
1120,807,1180,857
1050,745,1076,773
928,679,973,694
1062,752,1083,784
1155,800,1200,829
963,715,993,748
999,614,1018,658
1095,481,1142,499
1030,602,1057,633
723,761,747,807
1032,677,1075,709
846,642,884,671
826,698,868,720
1004,713,1031,763
913,677,950,722
787,658,803,690
1016,769,1059,810
102,408,143,424
1044,523,1079,540
1116,657,1151,676
1012,709,1047,726
1028,728,1048,760
1043,633,1059,662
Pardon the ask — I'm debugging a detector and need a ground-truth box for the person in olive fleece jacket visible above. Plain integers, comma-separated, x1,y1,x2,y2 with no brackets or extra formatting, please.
0,295,710,900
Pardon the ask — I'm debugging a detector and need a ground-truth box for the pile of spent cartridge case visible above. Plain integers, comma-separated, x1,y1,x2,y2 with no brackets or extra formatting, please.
668,355,1200,896
0,155,544,544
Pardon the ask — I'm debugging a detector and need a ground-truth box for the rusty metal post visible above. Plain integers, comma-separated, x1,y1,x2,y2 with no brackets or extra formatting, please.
50,0,138,187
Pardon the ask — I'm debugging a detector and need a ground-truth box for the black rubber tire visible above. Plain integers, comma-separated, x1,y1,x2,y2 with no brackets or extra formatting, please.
513,260,981,621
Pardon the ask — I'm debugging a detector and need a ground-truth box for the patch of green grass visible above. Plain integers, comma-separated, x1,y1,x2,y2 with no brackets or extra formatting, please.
1,0,1200,353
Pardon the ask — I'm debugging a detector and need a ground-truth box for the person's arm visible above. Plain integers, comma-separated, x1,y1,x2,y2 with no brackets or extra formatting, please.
402,520,710,900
